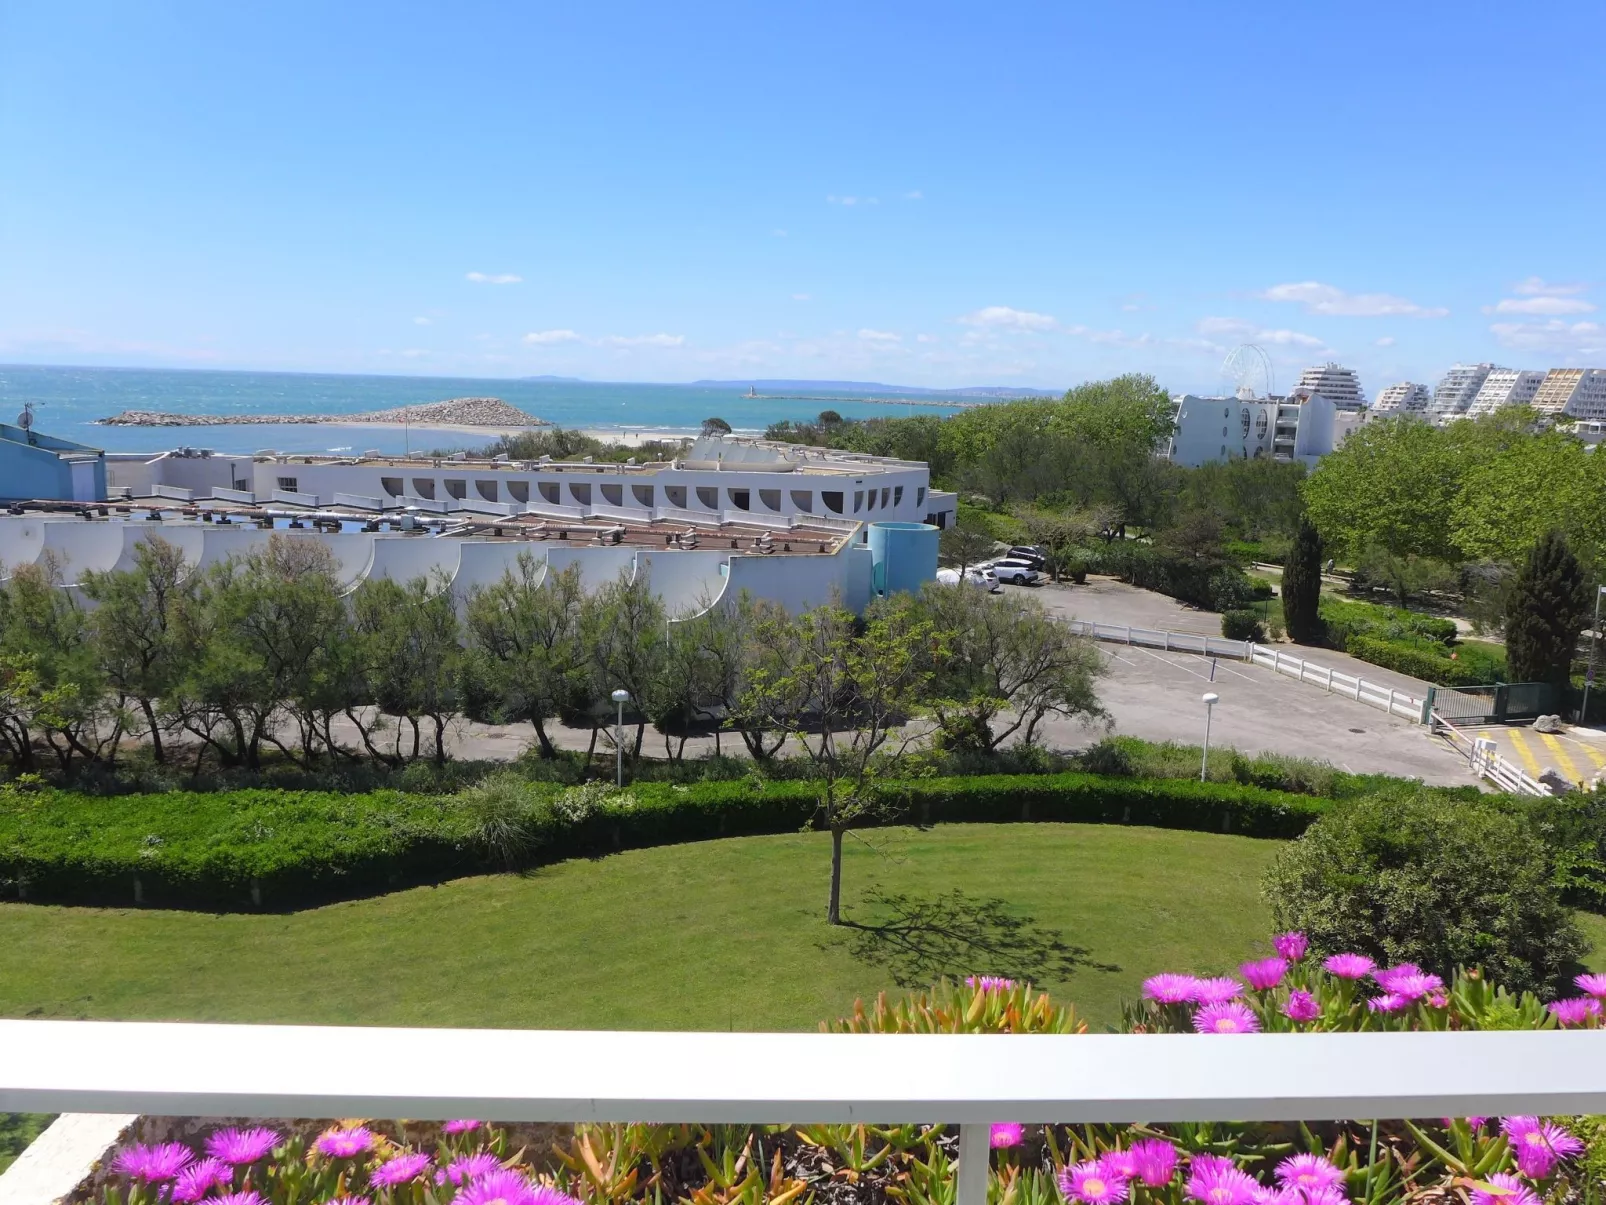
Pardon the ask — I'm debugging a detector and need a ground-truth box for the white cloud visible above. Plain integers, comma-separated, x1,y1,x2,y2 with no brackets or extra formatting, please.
413,316,432,325
1514,276,1588,296
792,293,811,301
1197,316,1327,348
1375,336,1396,347
772,229,788,238
916,333,938,344
904,190,923,200
858,328,901,343
1485,296,1597,316
1260,281,1448,318
957,305,1057,331
601,333,685,347
1490,320,1605,356
521,329,582,345
827,195,858,206
400,348,429,359
465,271,522,285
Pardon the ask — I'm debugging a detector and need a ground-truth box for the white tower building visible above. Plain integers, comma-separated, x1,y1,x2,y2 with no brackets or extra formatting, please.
1531,368,1606,420
1428,363,1497,420
1466,369,1545,418
1292,363,1366,410
1371,382,1430,414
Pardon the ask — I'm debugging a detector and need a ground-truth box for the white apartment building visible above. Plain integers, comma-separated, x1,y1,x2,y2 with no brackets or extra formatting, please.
1291,363,1366,410
1465,369,1545,418
1428,363,1497,421
101,435,958,531
1165,391,1363,468
1530,368,1606,420
1371,382,1431,414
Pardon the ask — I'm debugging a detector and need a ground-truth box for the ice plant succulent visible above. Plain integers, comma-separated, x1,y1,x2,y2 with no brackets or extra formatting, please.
989,1123,1024,1148
443,1154,505,1186
1240,958,1287,991
1547,997,1601,1026
1275,1154,1343,1191
1190,977,1244,1005
206,1127,282,1166
965,976,1015,991
114,1143,194,1183
1272,931,1308,961
1574,973,1606,998
1283,989,1320,1023
171,1158,232,1203
1142,973,1200,1004
1186,1156,1259,1205
1059,1159,1129,1205
1323,953,1375,979
1128,1139,1178,1187
370,1153,433,1187
1193,1002,1260,1034
1469,1173,1540,1205
315,1127,375,1159
442,1120,481,1136
1501,1116,1584,1179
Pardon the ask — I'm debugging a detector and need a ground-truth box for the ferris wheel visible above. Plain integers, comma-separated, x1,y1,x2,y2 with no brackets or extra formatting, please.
1220,345,1275,399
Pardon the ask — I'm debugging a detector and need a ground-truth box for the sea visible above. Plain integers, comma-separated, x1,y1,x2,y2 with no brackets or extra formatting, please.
0,364,987,458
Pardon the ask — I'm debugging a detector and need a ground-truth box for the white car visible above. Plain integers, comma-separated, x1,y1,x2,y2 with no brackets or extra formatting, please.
988,558,1041,585
936,566,1002,593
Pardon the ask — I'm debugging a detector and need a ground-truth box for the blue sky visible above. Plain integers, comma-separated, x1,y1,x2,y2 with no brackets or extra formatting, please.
1,1,1602,395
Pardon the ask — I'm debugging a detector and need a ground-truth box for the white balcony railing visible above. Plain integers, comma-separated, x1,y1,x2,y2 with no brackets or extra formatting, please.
6,1022,1606,1205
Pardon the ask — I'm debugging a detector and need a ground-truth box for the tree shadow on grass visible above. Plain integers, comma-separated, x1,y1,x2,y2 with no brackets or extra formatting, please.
833,887,1121,988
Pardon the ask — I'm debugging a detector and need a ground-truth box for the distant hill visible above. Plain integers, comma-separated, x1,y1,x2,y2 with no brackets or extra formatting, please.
689,378,1054,398
520,375,586,383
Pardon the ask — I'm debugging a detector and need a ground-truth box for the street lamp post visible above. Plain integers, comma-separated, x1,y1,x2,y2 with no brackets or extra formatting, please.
611,689,630,787
1582,586,1606,724
1200,692,1219,782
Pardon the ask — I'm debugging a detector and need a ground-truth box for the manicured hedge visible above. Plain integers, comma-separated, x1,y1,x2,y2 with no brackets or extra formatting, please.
1343,634,1497,688
0,773,1328,912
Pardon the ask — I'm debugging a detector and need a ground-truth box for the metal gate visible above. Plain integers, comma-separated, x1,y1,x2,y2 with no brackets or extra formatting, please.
1424,683,1557,726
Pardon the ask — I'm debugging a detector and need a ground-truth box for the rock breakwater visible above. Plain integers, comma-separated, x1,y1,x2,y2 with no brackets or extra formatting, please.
99,397,548,428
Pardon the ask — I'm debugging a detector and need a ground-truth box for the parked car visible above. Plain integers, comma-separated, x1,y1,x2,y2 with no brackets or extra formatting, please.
988,558,1041,585
935,566,1002,592
1008,545,1047,566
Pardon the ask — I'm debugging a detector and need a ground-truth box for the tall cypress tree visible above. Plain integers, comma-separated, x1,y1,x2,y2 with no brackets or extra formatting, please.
1505,529,1588,695
1282,515,1324,644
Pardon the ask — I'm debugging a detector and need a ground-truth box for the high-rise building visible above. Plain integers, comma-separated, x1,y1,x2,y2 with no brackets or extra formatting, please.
1292,362,1366,410
1165,394,1364,468
1466,369,1545,417
1371,382,1430,414
1428,363,1497,420
1531,368,1606,420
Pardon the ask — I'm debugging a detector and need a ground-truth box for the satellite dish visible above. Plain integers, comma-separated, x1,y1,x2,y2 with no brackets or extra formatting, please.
17,406,33,431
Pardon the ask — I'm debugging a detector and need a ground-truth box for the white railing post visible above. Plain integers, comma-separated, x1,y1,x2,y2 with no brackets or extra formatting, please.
957,1123,989,1205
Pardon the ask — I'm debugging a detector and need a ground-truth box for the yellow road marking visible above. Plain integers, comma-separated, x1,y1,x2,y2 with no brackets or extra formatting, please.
1539,732,1584,785
1566,738,1606,772
1506,728,1545,778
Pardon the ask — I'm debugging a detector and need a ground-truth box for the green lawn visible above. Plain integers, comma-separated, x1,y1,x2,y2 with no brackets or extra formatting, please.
0,824,1285,1031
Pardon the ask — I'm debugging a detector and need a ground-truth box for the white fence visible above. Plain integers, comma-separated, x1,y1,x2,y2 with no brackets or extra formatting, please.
6,1022,1606,1205
1432,713,1552,797
1067,622,1426,725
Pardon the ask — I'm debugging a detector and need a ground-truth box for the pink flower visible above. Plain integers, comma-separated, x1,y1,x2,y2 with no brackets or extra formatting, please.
1250,1188,1298,1205
206,1128,281,1166
1272,932,1309,961
1442,1117,1487,1131
1548,997,1601,1027
1427,991,1449,1009
1191,977,1245,1005
455,1171,579,1205
1366,993,1410,1014
965,976,1015,991
1128,1139,1178,1187
1275,1154,1343,1191
315,1127,375,1159
1574,973,1606,998
323,1197,372,1205
1372,963,1425,992
371,1153,433,1187
1240,959,1287,992
442,1120,481,1136
113,1143,194,1183
1501,1116,1583,1179
1322,953,1375,980
1194,1002,1260,1034
1185,1158,1258,1205
990,1123,1024,1149
1283,990,1320,1023
209,1194,266,1205
443,1154,504,1186
1059,1159,1129,1205
1382,972,1444,1001
172,1158,232,1203
1469,1172,1540,1205
1143,973,1201,1004
1301,1189,1349,1205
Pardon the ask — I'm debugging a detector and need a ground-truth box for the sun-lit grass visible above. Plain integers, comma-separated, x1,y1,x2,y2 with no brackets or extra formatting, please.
0,823,1284,1031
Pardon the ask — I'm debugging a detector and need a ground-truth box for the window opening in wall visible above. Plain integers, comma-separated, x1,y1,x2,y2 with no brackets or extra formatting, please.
790,490,813,512
475,480,498,502
728,488,750,510
507,481,529,503
380,477,403,497
894,485,903,506
568,482,592,505
916,486,926,506
759,488,781,511
601,483,623,506
538,481,560,504
822,490,843,514
696,486,718,509
853,490,864,512
881,487,890,508
632,484,654,507
411,478,436,499
445,479,467,500
276,477,299,492
665,484,687,508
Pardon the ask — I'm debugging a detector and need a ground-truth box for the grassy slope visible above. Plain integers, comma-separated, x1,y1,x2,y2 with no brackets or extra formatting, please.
0,824,1283,1031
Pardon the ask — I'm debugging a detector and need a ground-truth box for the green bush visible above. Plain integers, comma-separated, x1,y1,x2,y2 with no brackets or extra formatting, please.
0,773,1329,911
1221,609,1265,642
1343,634,1498,687
1262,789,1588,995
1320,597,1459,647
1083,543,1258,612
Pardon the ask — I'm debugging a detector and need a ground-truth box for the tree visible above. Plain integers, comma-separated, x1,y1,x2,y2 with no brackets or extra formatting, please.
817,410,843,425
349,572,463,765
581,568,668,759
938,520,997,575
701,416,732,435
463,558,587,759
1282,516,1324,644
1505,530,1588,695
739,597,939,924
1301,417,1463,563
79,535,194,763
1453,430,1606,569
918,584,1104,751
